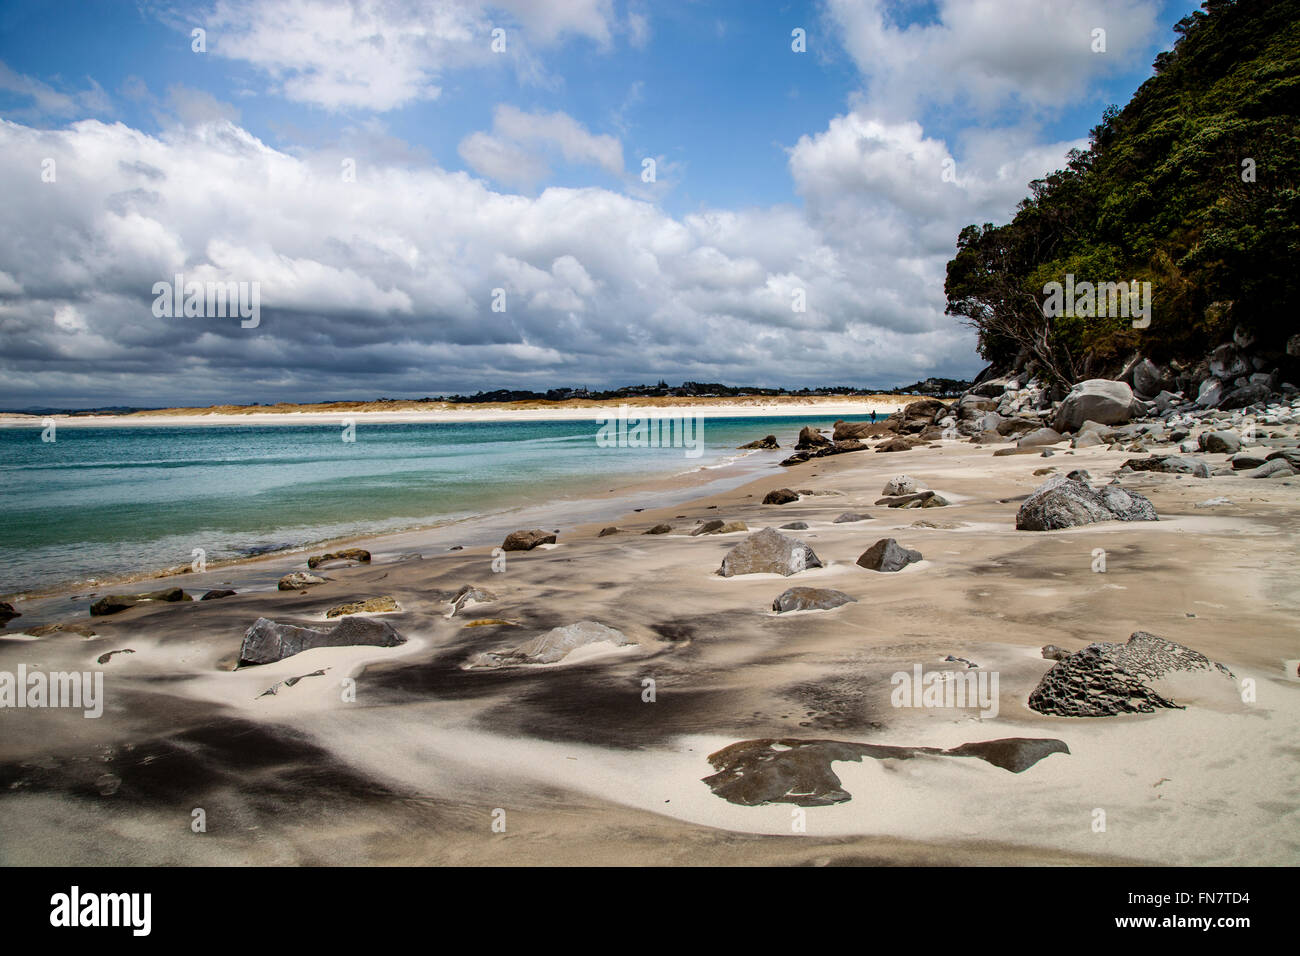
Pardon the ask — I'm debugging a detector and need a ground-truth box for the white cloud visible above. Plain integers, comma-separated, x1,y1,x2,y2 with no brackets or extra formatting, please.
459,104,623,187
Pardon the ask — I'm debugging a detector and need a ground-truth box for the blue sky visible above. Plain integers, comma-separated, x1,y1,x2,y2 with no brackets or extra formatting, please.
0,0,1202,406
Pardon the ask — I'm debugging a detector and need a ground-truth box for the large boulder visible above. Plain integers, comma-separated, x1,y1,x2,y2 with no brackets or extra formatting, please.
1053,380,1137,431
855,538,922,572
466,621,631,668
794,426,831,450
501,529,557,551
882,475,920,496
771,588,857,613
898,398,949,433
1219,382,1272,410
1198,431,1241,455
1131,358,1169,399
1015,475,1157,530
90,587,191,616
1017,427,1064,448
239,616,406,666
718,528,822,577
1196,377,1225,408
832,420,893,441
1028,631,1234,717
762,488,799,505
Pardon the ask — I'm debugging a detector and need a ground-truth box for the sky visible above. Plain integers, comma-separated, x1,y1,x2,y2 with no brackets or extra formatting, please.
0,0,1202,408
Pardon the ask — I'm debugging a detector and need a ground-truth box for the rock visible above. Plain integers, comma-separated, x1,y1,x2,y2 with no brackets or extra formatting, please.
876,490,945,508
447,585,496,617
466,621,631,668
779,439,869,466
1131,358,1168,398
1053,380,1136,431
855,538,922,572
1209,343,1250,380
26,621,97,638
325,596,400,618
771,587,858,613
1196,377,1225,408
239,615,406,666
795,426,832,450
1041,645,1071,661
763,488,799,505
1220,382,1273,410
1018,427,1064,448
1195,497,1232,508
1245,459,1298,479
277,572,328,591
716,521,749,533
90,587,190,616
1065,469,1091,482
1016,475,1158,530
0,601,19,627
643,523,672,534
832,512,872,523
779,521,809,530
996,417,1041,438
898,398,949,432
1027,631,1233,717
1199,430,1241,454
598,526,620,536
738,435,779,449
501,529,557,551
1071,431,1106,448
832,420,893,440
1288,333,1300,358
200,589,236,601
96,649,135,664
306,548,371,569
875,437,914,453
1119,455,1211,478
718,528,822,577
881,475,920,496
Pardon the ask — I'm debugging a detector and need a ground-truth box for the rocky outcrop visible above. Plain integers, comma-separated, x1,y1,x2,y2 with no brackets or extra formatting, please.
90,587,191,616
1027,631,1233,717
771,587,857,613
832,420,893,440
779,439,869,466
762,488,799,505
718,528,822,577
277,572,328,591
1016,475,1157,530
832,512,872,523
1119,455,1211,478
466,621,631,668
501,529,557,551
239,615,406,666
856,538,922,572
738,435,779,449
795,426,832,449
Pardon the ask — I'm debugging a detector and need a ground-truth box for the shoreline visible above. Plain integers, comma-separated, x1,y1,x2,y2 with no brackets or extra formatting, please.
0,396,913,428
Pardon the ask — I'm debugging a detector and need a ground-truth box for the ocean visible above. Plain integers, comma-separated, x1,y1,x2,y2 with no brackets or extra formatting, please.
0,414,868,597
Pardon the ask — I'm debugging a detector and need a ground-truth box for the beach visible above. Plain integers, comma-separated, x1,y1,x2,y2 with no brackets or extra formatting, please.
1,412,1296,866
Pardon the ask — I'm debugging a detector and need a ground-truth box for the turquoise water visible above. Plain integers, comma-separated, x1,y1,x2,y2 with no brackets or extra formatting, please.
0,415,866,596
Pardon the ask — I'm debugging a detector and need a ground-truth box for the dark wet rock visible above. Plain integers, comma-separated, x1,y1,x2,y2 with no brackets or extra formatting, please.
200,589,236,601
1245,458,1298,478
501,529,557,551
277,571,328,591
597,526,621,536
944,655,978,668
718,528,822,577
856,538,922,572
1016,475,1158,530
1228,452,1266,470
239,615,406,666
702,736,1068,806
96,648,135,664
779,439,869,466
738,435,779,449
832,512,873,523
832,420,893,441
307,548,371,569
643,523,672,534
779,521,809,530
1219,382,1272,410
1028,630,1234,717
0,601,19,627
1041,645,1071,661
1119,455,1211,478
691,519,725,535
1053,379,1137,431
795,426,832,450
771,587,858,613
466,621,631,668
875,490,945,508
875,437,915,452
90,587,190,616
763,488,799,505
325,595,400,618
1065,469,1092,482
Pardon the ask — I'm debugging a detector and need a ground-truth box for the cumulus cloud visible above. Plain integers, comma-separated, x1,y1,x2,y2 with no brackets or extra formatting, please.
459,105,623,187
198,0,618,111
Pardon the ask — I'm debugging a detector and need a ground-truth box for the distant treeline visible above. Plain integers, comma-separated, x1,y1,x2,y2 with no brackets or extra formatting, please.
438,377,970,403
